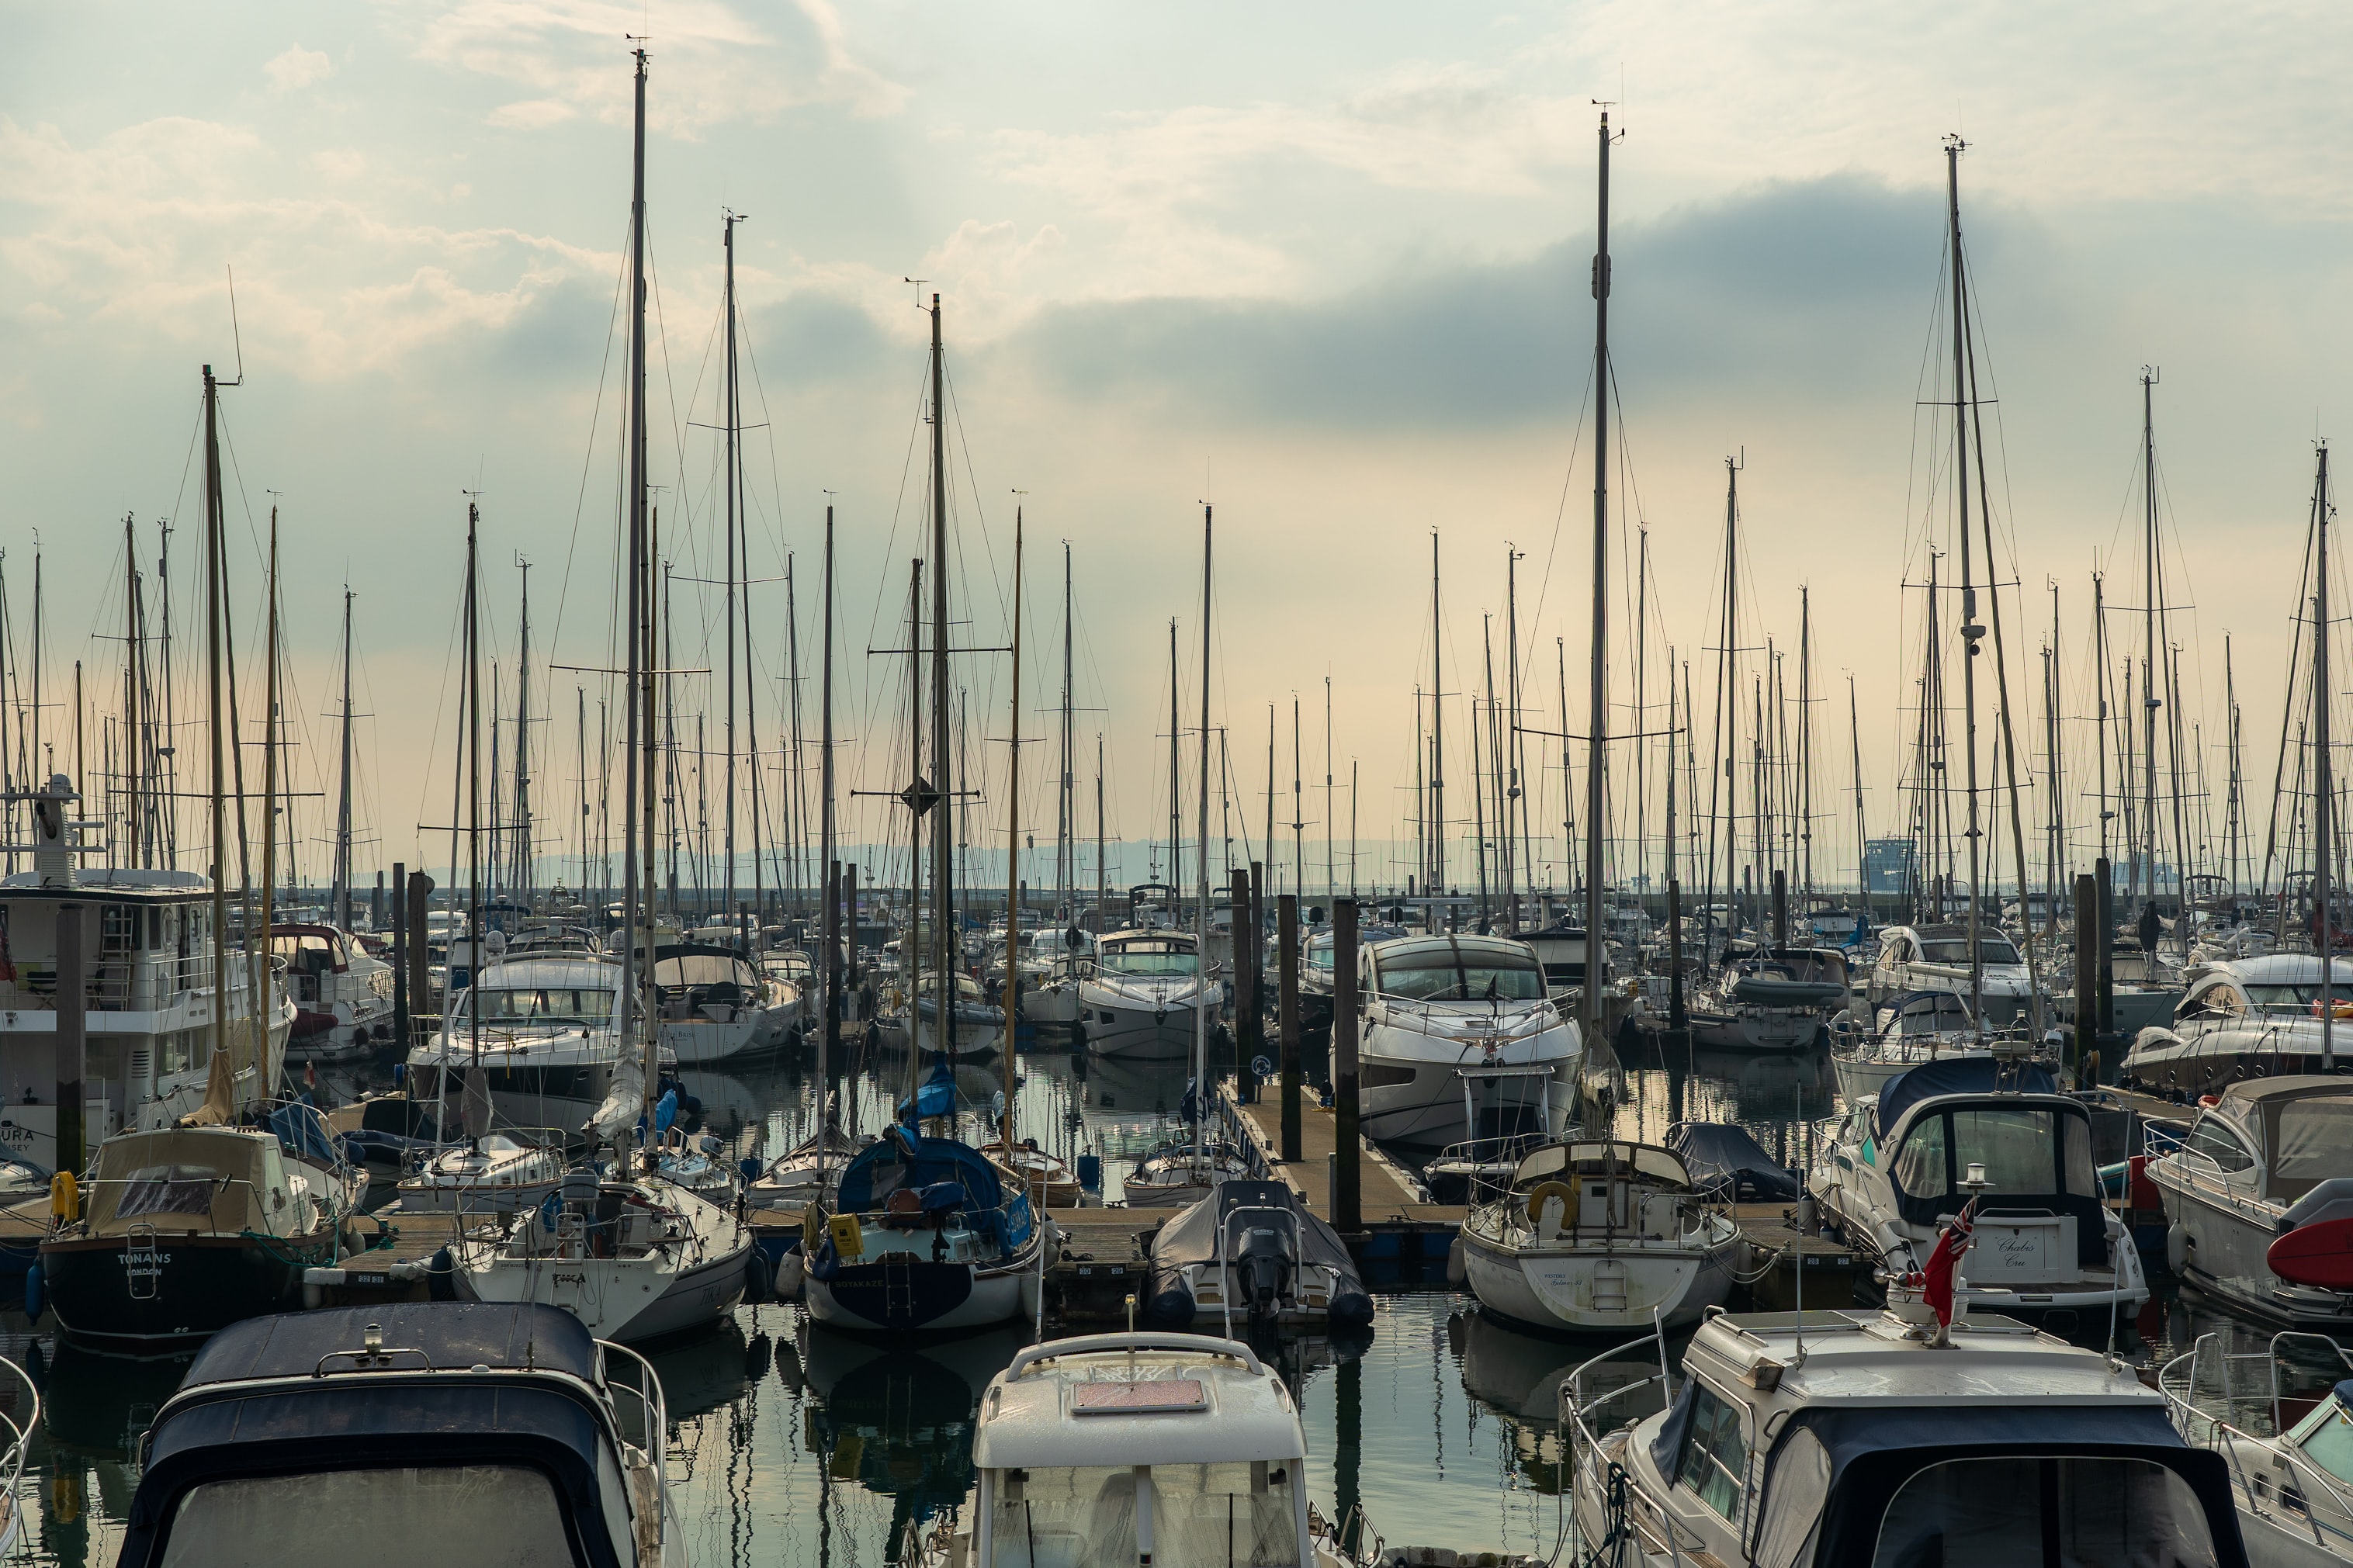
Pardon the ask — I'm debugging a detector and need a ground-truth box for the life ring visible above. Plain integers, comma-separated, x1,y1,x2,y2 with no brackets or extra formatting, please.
1523,1179,1575,1227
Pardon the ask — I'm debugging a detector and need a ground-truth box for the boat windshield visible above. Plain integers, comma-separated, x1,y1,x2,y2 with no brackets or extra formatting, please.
1378,957,1544,1002
1892,1107,2098,1200
157,1464,582,1568
1916,937,2023,966
459,987,615,1026
2248,983,2353,1012
1870,1456,2218,1567
2288,1393,2353,1487
1104,944,1200,978
988,1462,1300,1568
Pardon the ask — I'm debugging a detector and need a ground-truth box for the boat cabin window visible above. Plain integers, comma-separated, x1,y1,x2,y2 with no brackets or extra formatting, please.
989,1462,1300,1568
2275,1099,2353,1191
1915,936,2022,966
2286,1392,2353,1487
2183,1115,2256,1176
1891,1108,2098,1200
2246,982,2351,1012
1103,943,1200,978
1673,1383,1748,1522
1870,1456,2219,1568
157,1463,583,1568
457,988,615,1026
1376,954,1544,1003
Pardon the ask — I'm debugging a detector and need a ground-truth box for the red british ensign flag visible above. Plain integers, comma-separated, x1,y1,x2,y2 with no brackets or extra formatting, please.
1921,1198,1979,1329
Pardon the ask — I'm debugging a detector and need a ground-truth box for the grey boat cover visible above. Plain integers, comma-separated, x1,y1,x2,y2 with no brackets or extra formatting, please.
1668,1122,1800,1203
1149,1179,1364,1283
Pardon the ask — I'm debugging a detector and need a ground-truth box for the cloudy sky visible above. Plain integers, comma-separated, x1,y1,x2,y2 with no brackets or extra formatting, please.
7,1,2351,907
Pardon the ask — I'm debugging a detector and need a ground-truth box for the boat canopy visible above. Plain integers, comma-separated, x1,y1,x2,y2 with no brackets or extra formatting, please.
1509,1140,1690,1191
1873,989,1979,1038
120,1304,631,1568
1873,1055,2057,1141
85,1127,282,1238
652,943,760,988
1651,1383,2236,1568
2204,1078,2353,1203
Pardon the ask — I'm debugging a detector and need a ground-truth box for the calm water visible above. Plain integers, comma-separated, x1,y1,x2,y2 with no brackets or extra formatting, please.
9,1033,2319,1565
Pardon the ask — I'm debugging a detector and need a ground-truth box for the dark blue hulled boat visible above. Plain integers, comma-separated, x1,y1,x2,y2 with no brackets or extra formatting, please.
116,1302,681,1568
802,1125,1043,1334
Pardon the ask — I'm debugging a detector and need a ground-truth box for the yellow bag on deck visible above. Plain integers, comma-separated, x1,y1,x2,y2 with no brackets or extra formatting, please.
827,1213,865,1260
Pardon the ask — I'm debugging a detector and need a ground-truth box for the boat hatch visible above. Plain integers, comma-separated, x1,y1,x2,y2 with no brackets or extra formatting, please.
1074,1379,1207,1414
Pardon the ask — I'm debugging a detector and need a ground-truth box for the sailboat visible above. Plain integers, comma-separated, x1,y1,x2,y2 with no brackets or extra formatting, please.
802,292,1045,1334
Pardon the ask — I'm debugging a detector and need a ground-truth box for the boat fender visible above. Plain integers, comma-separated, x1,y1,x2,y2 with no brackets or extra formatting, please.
48,1172,77,1224
1522,1181,1574,1229
1329,1289,1374,1334
1142,1284,1195,1330
775,1249,806,1301
22,1262,41,1326
2166,1223,2190,1276
427,1245,458,1302
1445,1236,1467,1288
743,1246,772,1306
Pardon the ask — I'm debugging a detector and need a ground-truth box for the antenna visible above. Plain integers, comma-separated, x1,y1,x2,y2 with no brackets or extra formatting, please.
224,265,247,386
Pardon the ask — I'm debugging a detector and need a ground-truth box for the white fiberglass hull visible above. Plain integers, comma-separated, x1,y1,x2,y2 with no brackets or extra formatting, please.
1461,1225,1740,1333
1080,983,1208,1060
458,1237,750,1341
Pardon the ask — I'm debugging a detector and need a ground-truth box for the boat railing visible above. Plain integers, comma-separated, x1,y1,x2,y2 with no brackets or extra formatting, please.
597,1339,671,1552
1006,1331,1265,1379
403,1127,571,1175
1558,1327,1700,1563
0,1353,39,1524
1433,1132,1551,1207
2161,1331,2353,1553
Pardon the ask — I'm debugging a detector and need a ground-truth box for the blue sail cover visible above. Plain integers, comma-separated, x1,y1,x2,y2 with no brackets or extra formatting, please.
833,1126,1031,1249
898,1059,958,1124
269,1102,341,1168
1874,1056,2058,1140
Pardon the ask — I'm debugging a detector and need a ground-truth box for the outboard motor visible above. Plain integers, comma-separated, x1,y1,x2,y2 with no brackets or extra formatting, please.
1232,1223,1297,1323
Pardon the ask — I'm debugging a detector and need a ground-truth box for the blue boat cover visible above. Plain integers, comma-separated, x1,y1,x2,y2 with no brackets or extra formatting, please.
184,1301,598,1386
268,1102,341,1168
833,1126,1030,1248
898,1059,958,1123
1874,1055,2058,1139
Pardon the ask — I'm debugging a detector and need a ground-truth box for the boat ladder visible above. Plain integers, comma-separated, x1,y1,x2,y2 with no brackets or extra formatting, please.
125,1224,161,1300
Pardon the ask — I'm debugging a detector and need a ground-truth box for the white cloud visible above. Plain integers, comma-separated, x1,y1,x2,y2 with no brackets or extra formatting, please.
400,0,905,136
265,44,333,92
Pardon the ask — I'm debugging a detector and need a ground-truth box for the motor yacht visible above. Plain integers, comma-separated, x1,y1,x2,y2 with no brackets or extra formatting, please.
1684,940,1849,1053
112,1302,682,1568
1812,1053,2149,1318
1866,921,2039,1027
1565,1306,2248,1567
1828,988,1987,1102
407,954,664,1141
1081,930,1217,1060
1355,934,1580,1147
2125,956,2353,1097
652,941,799,1062
1457,1139,1745,1333
272,921,396,1061
2146,1075,2353,1328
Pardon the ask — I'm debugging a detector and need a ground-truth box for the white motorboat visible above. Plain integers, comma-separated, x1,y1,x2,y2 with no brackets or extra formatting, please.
2164,1328,2353,1567
1866,921,2040,1026
802,1125,1045,1334
1828,988,1990,1102
1081,930,1217,1060
908,1331,1317,1568
2125,955,2353,1097
1457,1139,1745,1333
1565,1307,2250,1568
1355,935,1581,1147
407,954,667,1140
1683,940,1849,1053
447,1168,756,1342
1812,1051,2150,1317
652,943,795,1063
1140,1179,1374,1334
394,1129,566,1213
272,922,395,1060
2146,1075,2353,1329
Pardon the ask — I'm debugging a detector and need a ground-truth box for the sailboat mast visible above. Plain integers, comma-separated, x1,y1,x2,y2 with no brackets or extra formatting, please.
260,513,280,1048
514,559,531,908
1060,545,1074,920
619,49,649,1148
202,364,230,1075
123,515,140,869
2142,370,2160,920
1429,532,1443,905
1323,673,1334,911
1195,506,1213,1161
1167,621,1180,895
2316,444,2334,1070
1001,514,1024,1135
927,296,955,1063
1582,106,1612,1053
722,212,740,936
466,504,483,1096
334,584,355,929
1945,135,1986,1029
816,504,836,1176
